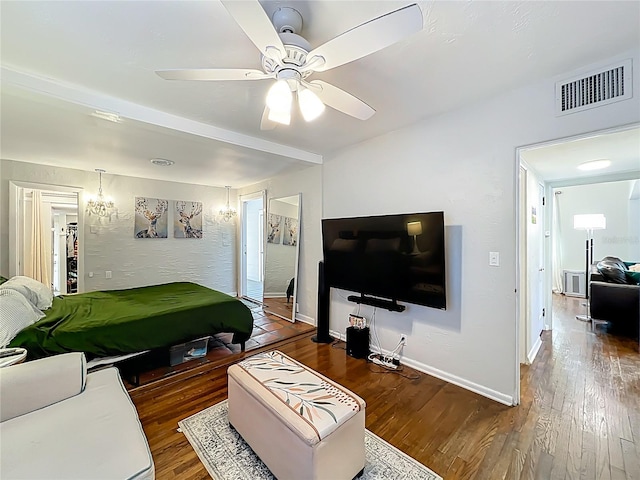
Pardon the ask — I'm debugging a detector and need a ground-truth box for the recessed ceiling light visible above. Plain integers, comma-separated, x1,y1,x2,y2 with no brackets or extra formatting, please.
150,158,175,167
578,159,611,171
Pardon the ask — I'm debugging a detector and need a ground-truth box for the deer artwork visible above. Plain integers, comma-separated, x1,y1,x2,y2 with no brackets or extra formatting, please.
175,201,203,238
267,215,281,244
284,217,298,246
135,198,168,238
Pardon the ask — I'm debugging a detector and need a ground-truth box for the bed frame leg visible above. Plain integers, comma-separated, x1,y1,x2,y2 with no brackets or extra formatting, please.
241,342,245,352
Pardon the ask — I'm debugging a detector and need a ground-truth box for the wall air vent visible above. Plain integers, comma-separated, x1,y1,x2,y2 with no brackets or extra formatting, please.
555,59,632,116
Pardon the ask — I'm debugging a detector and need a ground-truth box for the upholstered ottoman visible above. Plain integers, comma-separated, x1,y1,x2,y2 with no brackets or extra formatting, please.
227,350,366,480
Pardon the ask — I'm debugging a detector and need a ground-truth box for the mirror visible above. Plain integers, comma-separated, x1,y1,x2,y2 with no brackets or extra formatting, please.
263,194,301,323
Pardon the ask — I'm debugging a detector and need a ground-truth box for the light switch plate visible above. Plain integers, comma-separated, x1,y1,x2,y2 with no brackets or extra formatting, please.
489,252,500,266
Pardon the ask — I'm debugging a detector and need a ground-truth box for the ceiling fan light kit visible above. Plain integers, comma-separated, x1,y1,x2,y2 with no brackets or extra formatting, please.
156,2,423,127
298,87,325,122
266,78,293,110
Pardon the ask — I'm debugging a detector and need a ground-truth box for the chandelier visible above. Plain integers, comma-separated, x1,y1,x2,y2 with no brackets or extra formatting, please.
219,186,237,222
86,169,115,218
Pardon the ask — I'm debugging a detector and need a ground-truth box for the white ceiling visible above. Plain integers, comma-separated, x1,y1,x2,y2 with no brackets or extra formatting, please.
521,126,640,184
1,1,639,187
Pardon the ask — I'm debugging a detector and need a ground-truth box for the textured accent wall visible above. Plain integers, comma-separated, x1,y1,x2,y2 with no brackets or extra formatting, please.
0,160,237,294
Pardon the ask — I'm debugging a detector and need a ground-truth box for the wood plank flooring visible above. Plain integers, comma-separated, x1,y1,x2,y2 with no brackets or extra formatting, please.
130,294,640,479
121,309,314,388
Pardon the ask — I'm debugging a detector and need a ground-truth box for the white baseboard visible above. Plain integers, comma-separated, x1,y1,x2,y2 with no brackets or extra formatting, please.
328,329,513,406
329,329,345,341
296,313,315,325
527,337,542,365
264,293,286,298
400,357,514,406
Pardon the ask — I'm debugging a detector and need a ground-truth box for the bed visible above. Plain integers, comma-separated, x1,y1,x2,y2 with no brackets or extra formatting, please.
7,281,254,360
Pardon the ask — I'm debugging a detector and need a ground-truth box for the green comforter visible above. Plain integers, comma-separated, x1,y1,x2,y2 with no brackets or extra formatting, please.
9,282,253,360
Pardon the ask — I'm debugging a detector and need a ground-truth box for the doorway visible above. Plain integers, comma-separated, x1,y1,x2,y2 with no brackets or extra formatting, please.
52,205,79,295
9,182,82,292
240,191,265,304
515,123,640,403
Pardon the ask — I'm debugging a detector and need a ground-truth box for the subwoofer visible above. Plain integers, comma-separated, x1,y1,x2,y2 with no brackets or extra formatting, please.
312,261,333,343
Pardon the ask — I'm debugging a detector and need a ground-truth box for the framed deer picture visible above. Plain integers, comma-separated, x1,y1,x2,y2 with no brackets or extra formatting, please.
135,197,169,238
267,213,282,244
174,201,203,238
282,216,298,246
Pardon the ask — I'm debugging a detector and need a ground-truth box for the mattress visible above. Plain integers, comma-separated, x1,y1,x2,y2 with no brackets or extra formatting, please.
9,282,253,359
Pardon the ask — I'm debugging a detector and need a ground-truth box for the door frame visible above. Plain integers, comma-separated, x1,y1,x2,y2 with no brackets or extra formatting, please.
9,180,84,293
513,121,640,406
239,190,266,302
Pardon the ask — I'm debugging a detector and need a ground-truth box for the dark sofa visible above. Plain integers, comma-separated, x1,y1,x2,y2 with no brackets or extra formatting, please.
589,256,640,339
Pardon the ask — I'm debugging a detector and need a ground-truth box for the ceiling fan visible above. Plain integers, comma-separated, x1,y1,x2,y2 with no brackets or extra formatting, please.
156,1,423,129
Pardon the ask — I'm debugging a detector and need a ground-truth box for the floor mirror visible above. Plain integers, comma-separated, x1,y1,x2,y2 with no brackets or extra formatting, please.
263,194,301,322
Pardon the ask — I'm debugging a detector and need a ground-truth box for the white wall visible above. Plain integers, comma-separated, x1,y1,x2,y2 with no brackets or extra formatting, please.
0,160,237,293
558,180,638,271
630,180,640,253
322,50,640,404
239,165,322,324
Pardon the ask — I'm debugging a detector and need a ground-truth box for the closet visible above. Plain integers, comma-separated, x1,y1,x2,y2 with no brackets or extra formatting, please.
66,222,78,293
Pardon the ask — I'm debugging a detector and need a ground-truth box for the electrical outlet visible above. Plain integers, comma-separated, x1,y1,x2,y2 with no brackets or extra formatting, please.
400,334,407,346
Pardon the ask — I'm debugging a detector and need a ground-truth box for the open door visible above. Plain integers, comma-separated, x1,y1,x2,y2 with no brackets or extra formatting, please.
9,181,82,292
240,191,265,304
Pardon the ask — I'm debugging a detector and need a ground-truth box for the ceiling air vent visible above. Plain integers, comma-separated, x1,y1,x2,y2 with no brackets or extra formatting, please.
555,59,632,116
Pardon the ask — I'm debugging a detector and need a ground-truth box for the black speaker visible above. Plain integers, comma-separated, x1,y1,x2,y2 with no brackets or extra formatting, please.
346,327,370,359
312,261,333,343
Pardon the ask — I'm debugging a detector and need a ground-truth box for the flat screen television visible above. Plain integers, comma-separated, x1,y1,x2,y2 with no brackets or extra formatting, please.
322,211,446,310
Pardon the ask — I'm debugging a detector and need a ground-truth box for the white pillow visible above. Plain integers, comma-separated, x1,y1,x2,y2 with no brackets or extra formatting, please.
0,289,45,348
2,276,53,310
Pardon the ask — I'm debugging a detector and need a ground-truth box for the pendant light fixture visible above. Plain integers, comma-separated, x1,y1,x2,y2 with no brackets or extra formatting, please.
86,169,115,217
219,186,237,222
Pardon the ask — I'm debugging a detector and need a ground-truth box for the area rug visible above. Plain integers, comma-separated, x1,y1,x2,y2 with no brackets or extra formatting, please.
178,400,442,480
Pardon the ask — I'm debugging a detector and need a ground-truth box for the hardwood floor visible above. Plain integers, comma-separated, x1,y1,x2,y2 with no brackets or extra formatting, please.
130,294,640,479
121,309,314,388
263,296,295,321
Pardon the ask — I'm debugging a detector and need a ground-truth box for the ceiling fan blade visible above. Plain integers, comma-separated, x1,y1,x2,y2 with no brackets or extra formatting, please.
307,80,375,120
305,3,422,72
221,0,286,61
260,106,277,130
156,69,270,81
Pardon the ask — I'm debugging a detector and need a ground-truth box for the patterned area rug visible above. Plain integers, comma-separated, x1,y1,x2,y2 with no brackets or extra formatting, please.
178,400,442,480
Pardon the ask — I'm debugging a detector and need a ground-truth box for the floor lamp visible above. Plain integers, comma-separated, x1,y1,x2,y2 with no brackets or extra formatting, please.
573,214,606,322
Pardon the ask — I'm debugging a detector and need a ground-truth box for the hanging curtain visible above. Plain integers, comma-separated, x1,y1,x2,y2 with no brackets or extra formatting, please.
26,190,52,289
551,192,563,293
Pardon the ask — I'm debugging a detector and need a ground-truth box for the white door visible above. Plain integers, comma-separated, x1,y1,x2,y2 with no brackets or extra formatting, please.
525,174,545,364
536,183,546,331
240,192,265,303
518,166,528,365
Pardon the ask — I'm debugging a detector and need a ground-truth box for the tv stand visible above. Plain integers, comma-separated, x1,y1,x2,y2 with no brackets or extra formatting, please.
347,294,406,313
